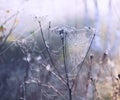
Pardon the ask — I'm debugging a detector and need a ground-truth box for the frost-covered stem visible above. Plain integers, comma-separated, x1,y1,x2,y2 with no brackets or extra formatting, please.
24,74,29,99
23,55,30,100
18,44,30,100
38,21,55,67
38,21,65,82
41,63,66,85
61,34,72,100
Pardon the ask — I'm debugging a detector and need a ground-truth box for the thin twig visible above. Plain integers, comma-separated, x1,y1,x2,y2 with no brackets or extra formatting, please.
61,33,72,100
38,21,65,83
48,21,51,39
71,33,95,90
25,80,67,100
76,34,95,78
2,11,19,26
0,12,19,49
18,44,30,100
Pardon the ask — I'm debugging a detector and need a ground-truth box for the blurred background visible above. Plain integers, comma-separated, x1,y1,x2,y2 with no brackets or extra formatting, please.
0,0,120,100
0,0,120,55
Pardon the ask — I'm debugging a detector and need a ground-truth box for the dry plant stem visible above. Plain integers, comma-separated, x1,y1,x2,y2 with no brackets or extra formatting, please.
77,33,95,77
71,33,95,90
37,81,67,100
0,13,18,49
38,21,65,83
20,62,29,100
23,57,30,100
47,83,66,99
48,21,51,39
85,56,93,99
24,79,67,100
111,77,119,100
61,35,72,100
2,11,19,25
18,45,30,100
92,80,99,100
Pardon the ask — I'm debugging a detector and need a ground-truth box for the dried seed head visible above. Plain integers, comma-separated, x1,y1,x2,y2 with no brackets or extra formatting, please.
115,78,118,80
90,78,93,81
103,52,107,58
102,51,108,62
90,54,94,60
48,21,51,29
118,74,120,79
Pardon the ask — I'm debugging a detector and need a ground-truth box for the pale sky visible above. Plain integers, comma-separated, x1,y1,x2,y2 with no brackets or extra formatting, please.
0,0,120,54
0,0,120,34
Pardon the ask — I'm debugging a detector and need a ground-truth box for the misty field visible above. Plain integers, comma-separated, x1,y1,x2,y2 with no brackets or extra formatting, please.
0,0,120,100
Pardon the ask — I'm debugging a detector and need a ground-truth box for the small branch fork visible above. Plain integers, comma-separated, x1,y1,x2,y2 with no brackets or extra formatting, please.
61,32,72,100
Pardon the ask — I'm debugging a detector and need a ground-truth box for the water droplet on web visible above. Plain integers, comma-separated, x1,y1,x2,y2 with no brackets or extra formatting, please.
46,64,51,71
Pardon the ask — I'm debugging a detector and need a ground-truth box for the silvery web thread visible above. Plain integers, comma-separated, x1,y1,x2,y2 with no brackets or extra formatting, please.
17,29,68,93
50,26,94,76
23,28,67,99
49,26,93,53
68,27,94,75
